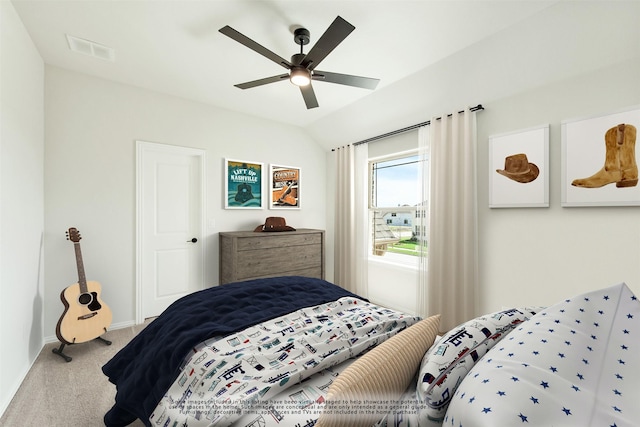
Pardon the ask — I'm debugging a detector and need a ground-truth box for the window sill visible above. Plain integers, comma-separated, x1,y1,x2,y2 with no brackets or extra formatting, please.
368,252,421,271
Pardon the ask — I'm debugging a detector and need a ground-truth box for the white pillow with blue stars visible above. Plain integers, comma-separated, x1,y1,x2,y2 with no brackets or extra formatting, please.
444,282,640,427
416,307,541,426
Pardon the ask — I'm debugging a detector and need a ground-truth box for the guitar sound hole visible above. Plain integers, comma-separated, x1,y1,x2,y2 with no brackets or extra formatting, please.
78,293,93,305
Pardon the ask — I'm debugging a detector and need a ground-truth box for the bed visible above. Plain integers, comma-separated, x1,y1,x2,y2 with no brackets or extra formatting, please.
102,277,639,427
103,276,368,426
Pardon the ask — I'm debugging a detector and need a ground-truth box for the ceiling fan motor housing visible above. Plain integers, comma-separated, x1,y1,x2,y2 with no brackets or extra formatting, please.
291,53,306,66
294,28,310,46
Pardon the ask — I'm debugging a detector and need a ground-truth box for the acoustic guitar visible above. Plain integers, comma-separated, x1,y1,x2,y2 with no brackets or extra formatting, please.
55,227,112,345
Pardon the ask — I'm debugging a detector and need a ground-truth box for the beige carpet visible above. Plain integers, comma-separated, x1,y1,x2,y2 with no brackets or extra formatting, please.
0,321,154,427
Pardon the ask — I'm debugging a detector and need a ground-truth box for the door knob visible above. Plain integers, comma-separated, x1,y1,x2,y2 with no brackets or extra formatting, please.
187,238,198,243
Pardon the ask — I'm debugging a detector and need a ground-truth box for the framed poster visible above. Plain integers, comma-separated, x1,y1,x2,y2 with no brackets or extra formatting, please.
562,105,640,207
269,164,300,209
224,159,264,209
489,124,549,208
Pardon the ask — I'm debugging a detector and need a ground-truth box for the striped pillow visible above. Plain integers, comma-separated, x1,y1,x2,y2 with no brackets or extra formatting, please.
316,314,441,427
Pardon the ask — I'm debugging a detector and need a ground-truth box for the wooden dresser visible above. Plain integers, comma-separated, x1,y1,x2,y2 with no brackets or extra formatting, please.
219,229,325,284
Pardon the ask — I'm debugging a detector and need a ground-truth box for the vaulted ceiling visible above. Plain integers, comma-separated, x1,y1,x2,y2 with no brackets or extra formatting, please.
12,1,639,151
12,1,554,125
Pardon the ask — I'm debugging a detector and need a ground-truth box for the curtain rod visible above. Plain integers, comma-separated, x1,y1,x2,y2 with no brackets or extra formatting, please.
332,104,484,150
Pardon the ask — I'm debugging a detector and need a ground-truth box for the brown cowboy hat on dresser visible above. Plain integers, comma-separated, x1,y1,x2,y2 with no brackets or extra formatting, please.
496,153,539,183
254,217,296,232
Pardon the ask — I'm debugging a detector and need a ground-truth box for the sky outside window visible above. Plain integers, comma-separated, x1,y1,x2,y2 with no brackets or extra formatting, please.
373,155,420,207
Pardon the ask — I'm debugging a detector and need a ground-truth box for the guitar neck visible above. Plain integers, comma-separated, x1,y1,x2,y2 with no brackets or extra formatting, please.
74,243,88,294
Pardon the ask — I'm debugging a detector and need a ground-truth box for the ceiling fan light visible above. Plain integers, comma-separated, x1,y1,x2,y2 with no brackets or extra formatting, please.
290,68,311,86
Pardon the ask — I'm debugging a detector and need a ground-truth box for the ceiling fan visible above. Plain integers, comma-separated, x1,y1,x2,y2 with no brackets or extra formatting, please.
219,16,380,109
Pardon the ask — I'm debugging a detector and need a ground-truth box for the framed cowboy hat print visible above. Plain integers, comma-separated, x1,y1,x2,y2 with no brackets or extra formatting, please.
224,158,264,209
489,124,549,208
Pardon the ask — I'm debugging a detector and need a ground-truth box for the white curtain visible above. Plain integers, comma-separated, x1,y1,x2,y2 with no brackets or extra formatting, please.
423,108,478,332
334,144,369,297
416,126,430,318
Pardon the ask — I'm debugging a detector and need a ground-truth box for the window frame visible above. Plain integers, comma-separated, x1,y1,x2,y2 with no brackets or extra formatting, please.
368,149,422,267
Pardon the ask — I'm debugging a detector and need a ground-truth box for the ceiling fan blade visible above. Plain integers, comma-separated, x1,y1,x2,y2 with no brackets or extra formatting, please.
301,16,355,71
312,71,380,90
234,74,289,89
300,84,319,109
219,25,293,69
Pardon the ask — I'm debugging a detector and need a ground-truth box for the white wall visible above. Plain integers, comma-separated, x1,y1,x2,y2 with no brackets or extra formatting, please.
477,57,640,313
332,56,640,320
358,59,640,317
322,1,640,318
43,66,327,341
0,0,45,416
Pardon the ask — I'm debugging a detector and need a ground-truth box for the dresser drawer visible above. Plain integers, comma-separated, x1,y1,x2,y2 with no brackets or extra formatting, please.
235,244,321,280
219,229,325,284
235,233,322,251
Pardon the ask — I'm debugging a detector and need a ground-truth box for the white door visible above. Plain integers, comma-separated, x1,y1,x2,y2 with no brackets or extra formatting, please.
136,141,205,322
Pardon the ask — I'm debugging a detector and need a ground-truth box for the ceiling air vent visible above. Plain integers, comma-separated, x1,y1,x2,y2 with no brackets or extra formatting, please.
66,34,115,61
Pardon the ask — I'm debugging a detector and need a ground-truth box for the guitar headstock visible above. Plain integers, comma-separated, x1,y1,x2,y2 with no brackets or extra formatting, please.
66,227,82,243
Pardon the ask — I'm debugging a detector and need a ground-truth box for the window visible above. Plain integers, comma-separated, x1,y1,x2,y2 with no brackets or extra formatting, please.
369,152,427,264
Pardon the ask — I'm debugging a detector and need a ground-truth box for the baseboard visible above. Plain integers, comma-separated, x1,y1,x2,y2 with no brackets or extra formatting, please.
43,319,138,344
0,343,42,420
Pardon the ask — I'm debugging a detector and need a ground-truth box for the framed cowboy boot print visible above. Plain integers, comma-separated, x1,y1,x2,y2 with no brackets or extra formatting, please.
562,105,640,207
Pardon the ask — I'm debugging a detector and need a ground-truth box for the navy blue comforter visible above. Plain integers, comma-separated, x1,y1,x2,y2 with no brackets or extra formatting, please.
102,276,361,426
